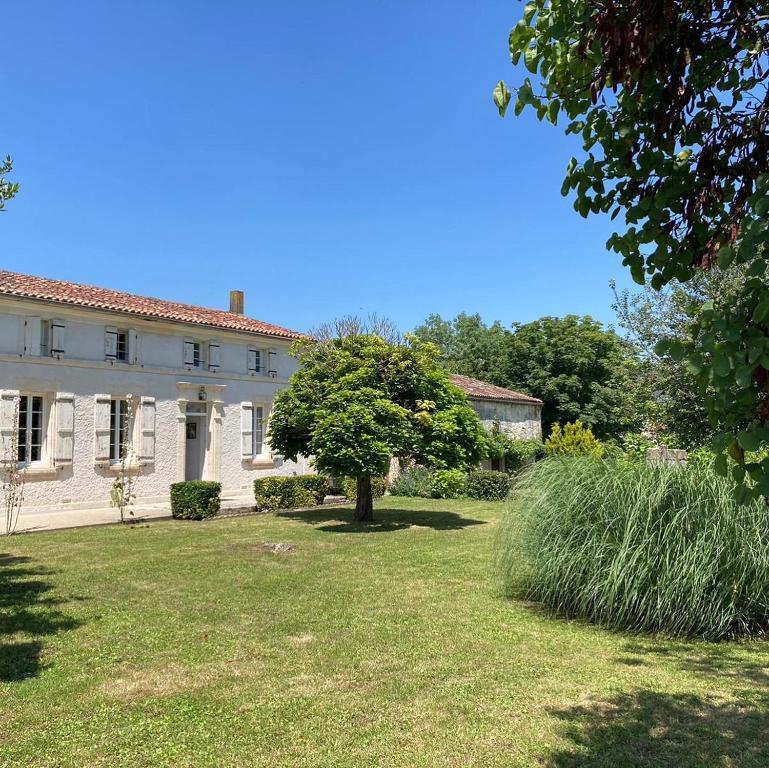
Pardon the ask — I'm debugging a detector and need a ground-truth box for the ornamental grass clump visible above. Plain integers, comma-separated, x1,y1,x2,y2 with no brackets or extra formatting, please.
497,457,769,640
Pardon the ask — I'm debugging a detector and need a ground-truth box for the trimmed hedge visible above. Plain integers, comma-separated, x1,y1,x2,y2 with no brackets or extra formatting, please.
466,469,511,501
254,475,328,512
343,476,387,500
293,475,329,505
170,481,221,520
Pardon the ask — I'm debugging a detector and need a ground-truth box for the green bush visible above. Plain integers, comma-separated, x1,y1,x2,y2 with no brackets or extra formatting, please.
545,421,604,458
428,469,466,499
254,475,327,511
486,426,545,473
293,474,329,505
343,476,387,500
389,465,432,497
466,470,510,501
502,439,546,472
620,431,655,462
170,481,221,520
497,457,769,639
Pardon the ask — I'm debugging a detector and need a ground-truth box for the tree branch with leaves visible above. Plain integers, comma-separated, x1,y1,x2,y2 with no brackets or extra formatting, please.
496,0,769,499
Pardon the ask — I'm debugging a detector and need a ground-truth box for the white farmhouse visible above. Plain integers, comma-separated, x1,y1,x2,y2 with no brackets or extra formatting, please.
0,270,310,513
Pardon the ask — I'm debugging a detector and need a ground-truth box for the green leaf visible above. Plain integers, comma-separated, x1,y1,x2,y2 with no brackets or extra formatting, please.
524,46,538,74
738,429,762,452
717,245,734,268
493,81,511,117
713,352,732,377
713,452,729,477
523,1,536,23
547,99,560,125
755,197,769,216
753,299,769,324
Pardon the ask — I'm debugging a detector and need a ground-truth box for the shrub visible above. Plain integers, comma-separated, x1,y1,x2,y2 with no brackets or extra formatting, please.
486,426,546,473
343,476,387,500
428,469,466,499
389,465,432,497
254,475,327,511
254,477,294,511
497,457,769,639
293,474,329,505
466,470,510,501
503,438,547,472
620,431,655,462
545,421,604,458
170,481,221,520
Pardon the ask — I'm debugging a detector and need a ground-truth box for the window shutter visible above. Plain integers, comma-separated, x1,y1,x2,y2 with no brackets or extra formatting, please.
139,396,156,463
105,326,118,359
129,329,141,365
183,337,195,366
208,342,221,370
0,390,20,458
268,348,277,377
241,402,254,459
23,317,42,356
53,392,75,465
247,347,258,373
50,319,66,357
93,394,112,464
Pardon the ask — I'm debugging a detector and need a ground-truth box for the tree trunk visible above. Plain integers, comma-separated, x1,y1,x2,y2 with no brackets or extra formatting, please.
353,475,374,522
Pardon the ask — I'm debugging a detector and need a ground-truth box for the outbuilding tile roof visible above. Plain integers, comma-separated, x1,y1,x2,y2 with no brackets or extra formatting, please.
0,270,304,340
450,373,542,405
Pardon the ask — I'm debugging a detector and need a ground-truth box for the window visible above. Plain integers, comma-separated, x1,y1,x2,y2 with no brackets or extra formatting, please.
41,319,66,358
17,395,44,465
184,337,205,368
109,399,130,462
247,347,262,374
253,405,264,456
116,331,128,362
106,327,130,362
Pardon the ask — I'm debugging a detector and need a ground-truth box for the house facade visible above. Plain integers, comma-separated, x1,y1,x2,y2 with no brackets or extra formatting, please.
0,271,310,512
449,374,542,471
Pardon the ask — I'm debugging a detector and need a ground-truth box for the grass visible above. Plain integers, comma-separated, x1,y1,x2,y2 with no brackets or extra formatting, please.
0,497,768,766
498,458,769,639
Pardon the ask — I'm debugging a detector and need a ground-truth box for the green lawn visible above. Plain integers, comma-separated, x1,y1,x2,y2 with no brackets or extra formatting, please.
2,497,769,767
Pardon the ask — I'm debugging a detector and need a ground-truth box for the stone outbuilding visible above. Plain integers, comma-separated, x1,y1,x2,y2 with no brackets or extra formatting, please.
449,374,543,472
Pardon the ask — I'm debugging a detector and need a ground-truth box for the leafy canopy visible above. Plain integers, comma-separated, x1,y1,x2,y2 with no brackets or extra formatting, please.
268,334,486,481
497,1,769,499
416,312,646,440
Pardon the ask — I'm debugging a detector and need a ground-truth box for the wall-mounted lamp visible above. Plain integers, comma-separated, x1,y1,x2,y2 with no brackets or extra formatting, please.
198,387,207,401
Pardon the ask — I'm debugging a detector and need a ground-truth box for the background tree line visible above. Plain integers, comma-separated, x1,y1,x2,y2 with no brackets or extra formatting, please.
414,270,743,449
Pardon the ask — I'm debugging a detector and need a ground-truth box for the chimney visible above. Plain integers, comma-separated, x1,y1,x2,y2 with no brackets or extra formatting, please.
229,290,244,315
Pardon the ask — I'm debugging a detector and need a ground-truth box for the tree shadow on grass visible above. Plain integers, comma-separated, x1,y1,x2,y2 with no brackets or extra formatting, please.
278,507,487,533
0,553,82,681
545,689,769,767
616,639,769,686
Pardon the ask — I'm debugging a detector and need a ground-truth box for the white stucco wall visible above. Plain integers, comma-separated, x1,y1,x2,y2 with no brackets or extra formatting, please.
471,399,542,441
0,297,309,513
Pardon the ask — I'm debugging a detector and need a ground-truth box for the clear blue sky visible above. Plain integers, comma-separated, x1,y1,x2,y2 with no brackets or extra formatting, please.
3,1,634,334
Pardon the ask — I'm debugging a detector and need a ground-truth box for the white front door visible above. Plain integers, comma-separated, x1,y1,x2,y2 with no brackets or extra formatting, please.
184,403,208,480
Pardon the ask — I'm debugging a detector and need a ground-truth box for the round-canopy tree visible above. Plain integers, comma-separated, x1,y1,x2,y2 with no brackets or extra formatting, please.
268,334,486,521
496,1,769,499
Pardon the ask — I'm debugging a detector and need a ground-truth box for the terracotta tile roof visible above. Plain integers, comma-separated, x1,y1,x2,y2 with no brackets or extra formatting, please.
450,373,542,405
0,270,304,340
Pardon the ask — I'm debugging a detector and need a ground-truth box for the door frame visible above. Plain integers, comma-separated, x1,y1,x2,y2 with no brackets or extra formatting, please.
175,383,225,483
